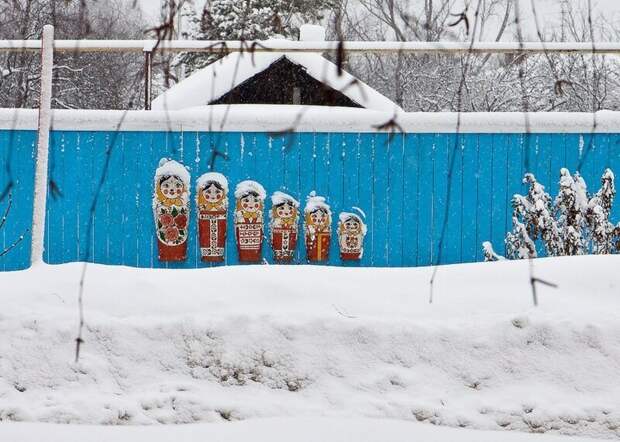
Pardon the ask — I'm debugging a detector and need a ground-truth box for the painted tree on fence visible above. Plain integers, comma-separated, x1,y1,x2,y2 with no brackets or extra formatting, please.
484,169,620,261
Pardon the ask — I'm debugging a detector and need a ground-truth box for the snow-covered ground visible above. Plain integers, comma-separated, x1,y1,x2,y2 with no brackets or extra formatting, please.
0,417,608,442
1,256,619,440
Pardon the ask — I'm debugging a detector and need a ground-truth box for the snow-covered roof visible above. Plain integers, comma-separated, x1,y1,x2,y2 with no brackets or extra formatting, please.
151,49,401,113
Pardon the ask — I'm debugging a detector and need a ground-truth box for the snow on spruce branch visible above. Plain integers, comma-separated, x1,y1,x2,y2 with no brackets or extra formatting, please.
484,168,620,261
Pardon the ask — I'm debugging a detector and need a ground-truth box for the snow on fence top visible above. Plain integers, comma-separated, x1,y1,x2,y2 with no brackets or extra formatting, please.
0,107,618,133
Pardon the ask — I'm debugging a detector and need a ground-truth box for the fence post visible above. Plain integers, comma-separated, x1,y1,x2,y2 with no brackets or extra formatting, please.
143,43,154,110
30,24,54,266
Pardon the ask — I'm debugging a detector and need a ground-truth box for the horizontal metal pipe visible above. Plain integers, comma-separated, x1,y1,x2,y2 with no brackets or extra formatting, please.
0,40,617,54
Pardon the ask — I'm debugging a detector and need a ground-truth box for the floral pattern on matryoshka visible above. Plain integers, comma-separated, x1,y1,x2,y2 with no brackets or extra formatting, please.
153,159,190,262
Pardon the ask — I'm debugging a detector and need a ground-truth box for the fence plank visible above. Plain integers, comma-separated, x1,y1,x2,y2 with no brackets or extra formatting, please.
416,134,434,266
401,134,419,266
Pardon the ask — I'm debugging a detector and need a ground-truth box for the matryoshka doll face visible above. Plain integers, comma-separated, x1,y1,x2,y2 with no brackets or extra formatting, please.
203,182,224,203
344,217,360,233
310,208,328,226
160,175,185,199
275,201,295,219
240,192,262,213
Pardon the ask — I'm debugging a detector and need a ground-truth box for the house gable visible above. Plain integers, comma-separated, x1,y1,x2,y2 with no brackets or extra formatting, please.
209,57,363,108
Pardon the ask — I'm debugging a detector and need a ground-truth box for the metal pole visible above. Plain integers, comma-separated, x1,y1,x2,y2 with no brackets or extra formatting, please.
144,49,152,110
1,40,620,55
31,25,54,266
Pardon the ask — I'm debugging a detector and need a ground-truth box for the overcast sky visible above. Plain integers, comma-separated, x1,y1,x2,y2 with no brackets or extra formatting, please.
137,0,620,40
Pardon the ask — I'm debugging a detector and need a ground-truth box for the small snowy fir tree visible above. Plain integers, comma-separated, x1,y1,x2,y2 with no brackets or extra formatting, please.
505,216,537,259
484,168,620,260
586,169,618,254
521,173,563,256
482,241,505,262
554,169,589,255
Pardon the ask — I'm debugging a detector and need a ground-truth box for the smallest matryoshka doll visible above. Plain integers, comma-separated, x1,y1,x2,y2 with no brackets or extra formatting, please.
338,211,367,261
304,192,332,262
234,180,266,262
153,158,191,262
197,172,229,262
270,191,300,262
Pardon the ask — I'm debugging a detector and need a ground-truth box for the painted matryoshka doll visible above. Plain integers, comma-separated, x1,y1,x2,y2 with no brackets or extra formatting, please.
234,180,266,262
338,211,367,261
153,158,190,262
197,172,228,262
269,191,300,262
304,193,332,262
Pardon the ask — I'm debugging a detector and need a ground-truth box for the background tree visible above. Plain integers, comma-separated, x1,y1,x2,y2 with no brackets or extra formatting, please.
0,0,146,109
170,0,339,79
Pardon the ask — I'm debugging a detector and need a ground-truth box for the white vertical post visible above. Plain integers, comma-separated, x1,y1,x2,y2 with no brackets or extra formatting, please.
31,24,54,266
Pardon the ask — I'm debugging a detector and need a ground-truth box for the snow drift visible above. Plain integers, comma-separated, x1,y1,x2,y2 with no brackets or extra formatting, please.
0,256,620,440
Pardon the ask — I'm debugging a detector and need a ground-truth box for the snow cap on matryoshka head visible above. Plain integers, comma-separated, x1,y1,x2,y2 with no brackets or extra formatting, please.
197,172,229,208
271,191,300,220
235,180,266,213
338,209,368,235
304,191,331,228
154,158,190,207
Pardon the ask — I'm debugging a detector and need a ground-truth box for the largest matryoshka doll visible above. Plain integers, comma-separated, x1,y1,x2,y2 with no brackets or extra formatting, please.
270,191,300,262
153,158,190,262
197,172,228,262
304,193,332,262
234,180,266,262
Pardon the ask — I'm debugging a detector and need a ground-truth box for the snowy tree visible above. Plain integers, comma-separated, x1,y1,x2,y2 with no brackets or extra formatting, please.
0,0,145,109
504,173,559,259
338,0,620,112
554,169,589,255
482,241,505,262
171,0,337,77
586,169,618,254
505,216,537,260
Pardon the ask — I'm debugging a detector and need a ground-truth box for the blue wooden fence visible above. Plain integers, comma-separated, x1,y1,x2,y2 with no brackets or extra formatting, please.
1,129,619,271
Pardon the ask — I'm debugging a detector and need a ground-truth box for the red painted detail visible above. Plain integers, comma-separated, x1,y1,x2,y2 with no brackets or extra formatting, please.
235,222,263,262
198,209,227,262
272,227,298,262
306,231,330,262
